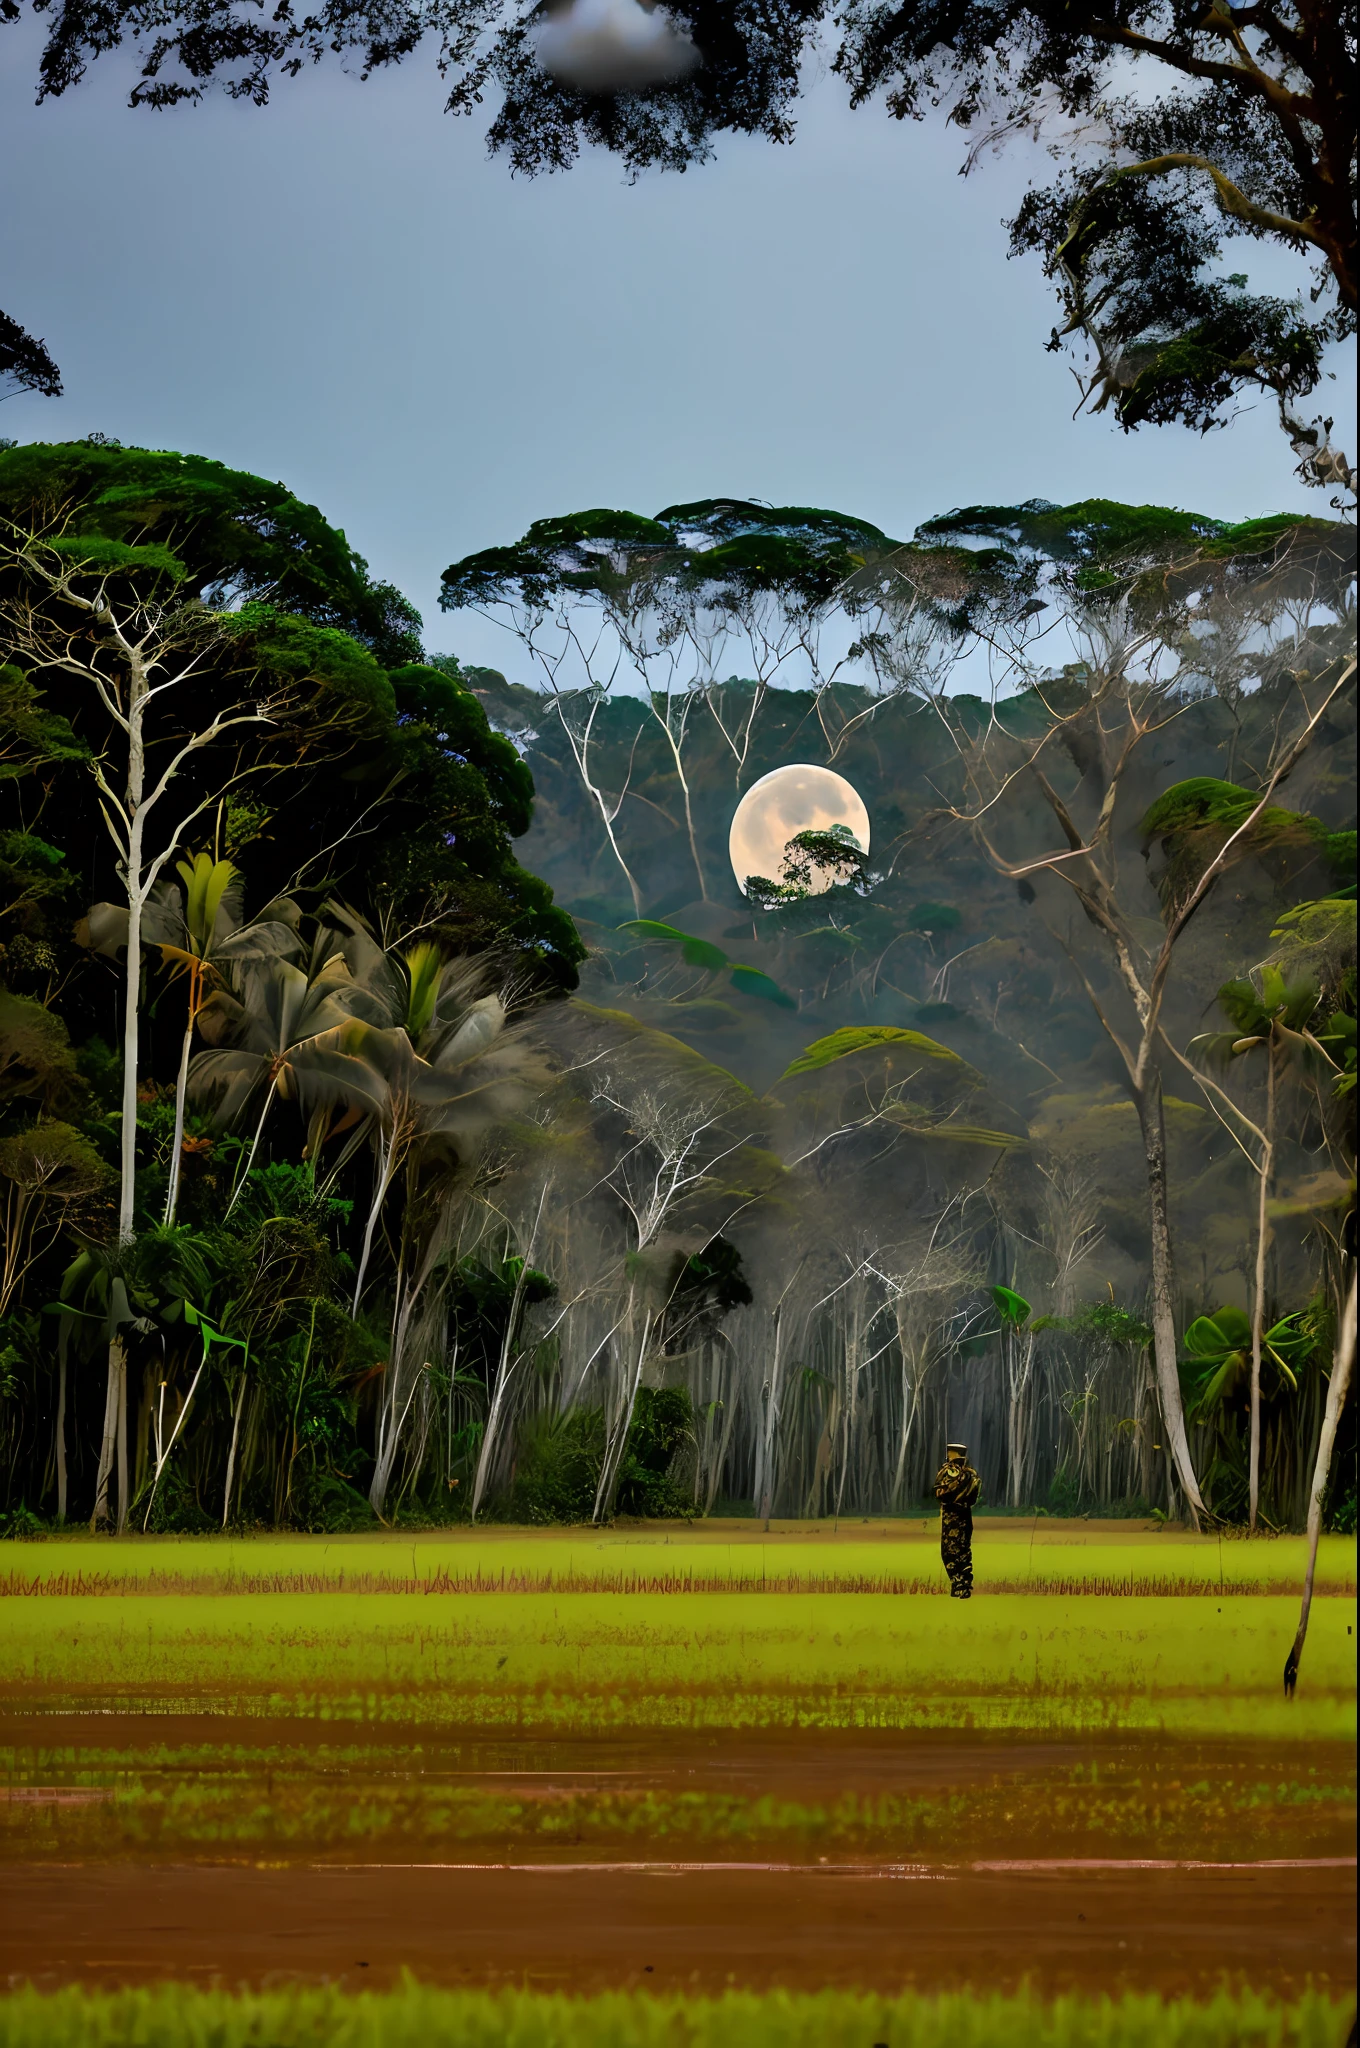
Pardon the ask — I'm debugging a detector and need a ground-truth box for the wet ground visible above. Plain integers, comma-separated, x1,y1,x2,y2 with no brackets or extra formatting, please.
2,1856,1353,1996
1,1717,1353,1994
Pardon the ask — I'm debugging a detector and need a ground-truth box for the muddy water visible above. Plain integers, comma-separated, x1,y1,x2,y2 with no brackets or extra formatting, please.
1,1716,1354,1993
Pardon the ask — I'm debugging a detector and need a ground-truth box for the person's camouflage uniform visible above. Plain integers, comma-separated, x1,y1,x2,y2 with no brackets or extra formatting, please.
934,1451,981,1598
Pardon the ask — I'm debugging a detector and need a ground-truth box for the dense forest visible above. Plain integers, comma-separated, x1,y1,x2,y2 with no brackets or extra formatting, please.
0,444,1354,1534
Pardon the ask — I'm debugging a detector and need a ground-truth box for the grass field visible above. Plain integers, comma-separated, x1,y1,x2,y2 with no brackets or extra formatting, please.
4,1522,1354,1597
3,1730,1352,1862
0,1984,1352,2048
1,1527,1354,2020
3,1587,1354,1735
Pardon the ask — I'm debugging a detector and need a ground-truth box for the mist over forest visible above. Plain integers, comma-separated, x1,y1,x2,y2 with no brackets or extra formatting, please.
1,454,1354,1535
446,496,1356,1527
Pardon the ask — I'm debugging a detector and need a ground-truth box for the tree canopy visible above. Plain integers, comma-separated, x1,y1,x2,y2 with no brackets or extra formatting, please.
0,441,584,1002
8,4,1353,485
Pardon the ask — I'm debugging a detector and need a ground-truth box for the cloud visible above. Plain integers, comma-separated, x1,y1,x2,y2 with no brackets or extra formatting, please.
533,0,700,95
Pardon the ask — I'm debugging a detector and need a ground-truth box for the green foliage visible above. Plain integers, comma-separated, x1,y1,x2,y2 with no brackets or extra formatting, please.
781,1026,965,1081
1181,1305,1316,1413
664,1236,752,1355
507,1388,694,1524
919,498,1224,567
0,1499,45,1538
0,463,1352,1532
0,1119,109,1204
618,919,727,972
0,1984,1347,2048
1265,900,1356,1013
904,901,961,934
0,992,85,1113
1141,783,1338,914
1067,275,1324,437
727,965,794,1008
47,533,187,583
0,442,422,665
1084,1303,1154,1349
1176,1298,1328,1526
1029,1302,1153,1348
617,923,794,1007
1046,1468,1086,1517
364,660,581,984
0,665,86,782
53,1225,216,1353
991,1284,1032,1327
1189,968,1323,1070
223,605,396,725
0,826,76,987
1141,777,1264,839
446,1254,555,1406
441,501,903,618
507,1406,604,1524
1322,830,1356,886
614,1386,697,1518
139,1462,216,1534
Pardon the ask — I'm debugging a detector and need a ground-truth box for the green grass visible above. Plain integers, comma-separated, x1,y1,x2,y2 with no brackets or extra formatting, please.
0,1985,1351,2048
3,1745,1351,1861
2,1590,1354,1736
4,1525,1353,1597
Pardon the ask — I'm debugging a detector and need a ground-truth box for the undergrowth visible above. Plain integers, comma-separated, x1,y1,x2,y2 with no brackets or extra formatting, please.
0,1984,1351,2048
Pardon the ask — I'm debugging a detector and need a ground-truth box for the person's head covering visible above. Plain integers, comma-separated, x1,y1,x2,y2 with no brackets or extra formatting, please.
946,1442,967,1455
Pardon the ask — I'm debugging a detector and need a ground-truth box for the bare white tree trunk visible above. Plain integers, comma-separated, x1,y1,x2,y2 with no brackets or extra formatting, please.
756,1302,787,1528
162,980,198,1226
471,1198,547,1521
142,1350,209,1528
1248,1047,1276,1530
94,661,149,1532
1135,1078,1206,1526
593,1298,652,1524
222,1373,246,1526
1285,1271,1356,1697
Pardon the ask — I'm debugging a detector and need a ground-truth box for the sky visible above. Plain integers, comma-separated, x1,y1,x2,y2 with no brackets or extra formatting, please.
2,20,1353,678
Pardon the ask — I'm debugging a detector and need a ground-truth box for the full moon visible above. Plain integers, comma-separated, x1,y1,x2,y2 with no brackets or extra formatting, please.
729,764,871,897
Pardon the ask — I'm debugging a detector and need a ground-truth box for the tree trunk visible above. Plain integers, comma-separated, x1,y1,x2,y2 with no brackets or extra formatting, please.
222,1374,246,1526
1134,1075,1207,1525
226,1071,280,1220
93,660,148,1533
593,1307,651,1524
117,671,147,1245
163,973,199,1226
469,1279,526,1522
1285,1271,1356,1696
1248,1045,1276,1530
115,1351,129,1533
649,707,708,903
351,1123,399,1313
143,1351,208,1529
757,1305,783,1528
92,1332,127,1530
55,1350,67,1524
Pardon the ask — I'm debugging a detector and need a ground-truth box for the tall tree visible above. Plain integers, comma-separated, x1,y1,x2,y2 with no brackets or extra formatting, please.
894,509,1354,1521
441,500,901,910
0,527,377,1525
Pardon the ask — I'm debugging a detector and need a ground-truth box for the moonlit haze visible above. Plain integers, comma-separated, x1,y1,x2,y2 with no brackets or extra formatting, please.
728,765,871,897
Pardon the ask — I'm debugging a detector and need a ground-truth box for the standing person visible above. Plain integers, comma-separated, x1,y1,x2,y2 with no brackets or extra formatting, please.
935,1442,980,1599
